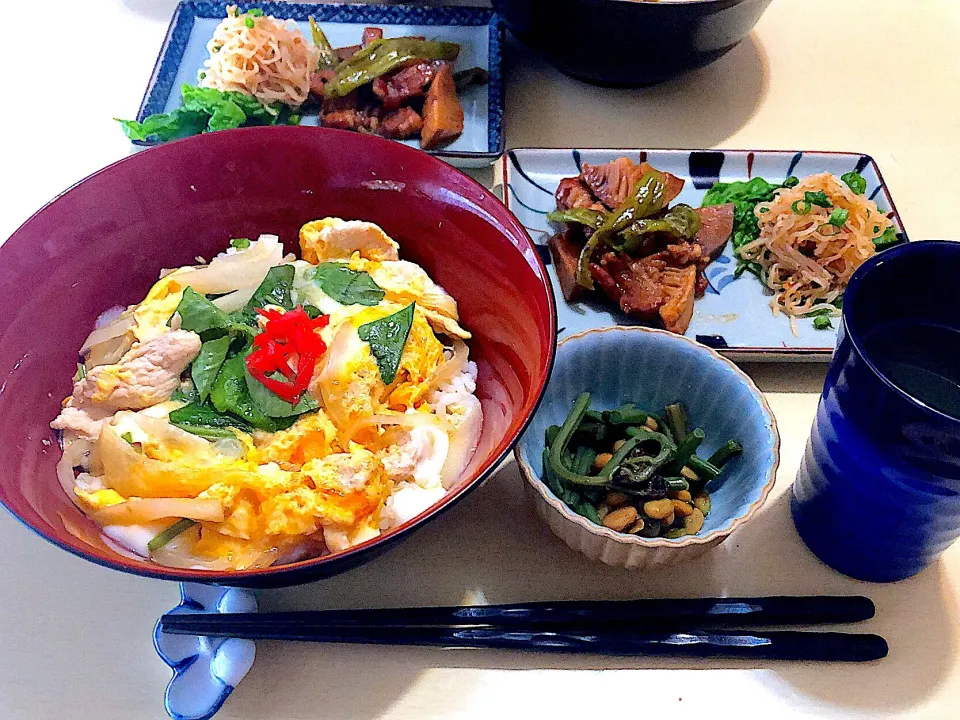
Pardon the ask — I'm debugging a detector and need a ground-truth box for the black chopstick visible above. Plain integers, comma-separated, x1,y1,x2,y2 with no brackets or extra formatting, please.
162,595,874,635
157,622,887,662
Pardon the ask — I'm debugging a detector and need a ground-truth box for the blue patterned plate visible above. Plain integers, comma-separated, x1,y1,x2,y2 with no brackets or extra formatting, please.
135,2,504,168
499,148,909,361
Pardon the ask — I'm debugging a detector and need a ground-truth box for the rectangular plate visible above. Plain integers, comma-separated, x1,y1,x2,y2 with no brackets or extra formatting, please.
500,148,909,362
135,1,504,168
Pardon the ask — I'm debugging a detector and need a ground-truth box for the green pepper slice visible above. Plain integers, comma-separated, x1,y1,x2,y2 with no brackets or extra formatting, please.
575,170,669,288
324,38,461,98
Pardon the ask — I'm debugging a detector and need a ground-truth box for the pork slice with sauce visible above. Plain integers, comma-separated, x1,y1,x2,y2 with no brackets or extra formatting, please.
373,63,439,110
694,203,735,260
555,177,603,212
548,232,584,302
580,158,686,210
377,107,424,139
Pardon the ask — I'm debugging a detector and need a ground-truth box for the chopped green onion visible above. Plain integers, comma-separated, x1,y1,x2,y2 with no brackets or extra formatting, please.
805,190,832,208
245,16,255,28
213,45,222,52
841,171,867,195
147,519,197,552
791,199,811,215
828,208,849,227
198,71,206,80
783,176,800,188
120,431,143,453
74,363,87,381
229,237,251,249
874,226,901,250
813,316,833,330
287,114,302,126
246,8,264,16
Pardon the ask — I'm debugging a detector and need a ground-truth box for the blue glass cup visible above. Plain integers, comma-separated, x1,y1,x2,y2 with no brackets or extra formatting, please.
792,241,960,582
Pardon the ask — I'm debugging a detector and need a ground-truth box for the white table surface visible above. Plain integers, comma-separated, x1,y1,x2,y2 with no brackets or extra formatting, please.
2,1,960,718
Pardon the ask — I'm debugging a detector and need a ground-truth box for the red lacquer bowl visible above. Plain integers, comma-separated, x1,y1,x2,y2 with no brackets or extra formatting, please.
0,127,556,587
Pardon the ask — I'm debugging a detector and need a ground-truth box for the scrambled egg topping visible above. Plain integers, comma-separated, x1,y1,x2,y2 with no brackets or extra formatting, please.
134,274,186,343
67,218,478,570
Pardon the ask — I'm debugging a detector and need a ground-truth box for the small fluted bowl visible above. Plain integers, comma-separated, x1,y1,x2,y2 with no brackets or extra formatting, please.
515,326,779,569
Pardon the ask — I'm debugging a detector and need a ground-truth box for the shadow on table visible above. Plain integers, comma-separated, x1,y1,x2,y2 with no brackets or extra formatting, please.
504,32,769,150
228,462,955,719
122,0,181,22
740,362,828,394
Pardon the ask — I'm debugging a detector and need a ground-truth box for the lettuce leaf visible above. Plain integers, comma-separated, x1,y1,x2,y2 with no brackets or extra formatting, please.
117,84,284,143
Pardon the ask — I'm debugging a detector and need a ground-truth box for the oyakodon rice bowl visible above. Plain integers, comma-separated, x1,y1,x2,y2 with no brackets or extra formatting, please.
51,219,483,571
0,125,556,587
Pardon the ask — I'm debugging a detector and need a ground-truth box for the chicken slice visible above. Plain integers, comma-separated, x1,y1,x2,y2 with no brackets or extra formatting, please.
300,218,400,264
50,406,114,440
72,330,201,410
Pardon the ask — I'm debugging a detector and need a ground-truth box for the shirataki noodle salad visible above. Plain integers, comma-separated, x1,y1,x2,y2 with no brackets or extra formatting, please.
51,219,483,570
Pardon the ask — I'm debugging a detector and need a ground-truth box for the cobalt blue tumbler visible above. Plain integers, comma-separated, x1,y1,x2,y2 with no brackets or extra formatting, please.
792,241,960,582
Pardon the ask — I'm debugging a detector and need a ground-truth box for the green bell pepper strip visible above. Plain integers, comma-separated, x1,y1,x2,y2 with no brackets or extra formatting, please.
546,208,606,229
308,16,338,70
575,170,668,289
324,38,461,98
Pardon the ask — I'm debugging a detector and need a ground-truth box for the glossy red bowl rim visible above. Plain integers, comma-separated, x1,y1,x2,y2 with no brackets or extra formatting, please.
0,128,559,584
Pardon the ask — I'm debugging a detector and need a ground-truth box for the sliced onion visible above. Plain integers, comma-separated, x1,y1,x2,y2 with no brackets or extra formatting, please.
212,285,259,313
440,396,483,489
423,286,459,318
93,497,225,525
425,341,468,394
213,437,244,459
173,235,283,295
86,335,133,368
79,313,135,355
343,412,452,445
56,439,92,506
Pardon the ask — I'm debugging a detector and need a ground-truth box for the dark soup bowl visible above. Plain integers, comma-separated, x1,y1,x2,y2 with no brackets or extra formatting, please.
494,0,773,87
0,126,556,588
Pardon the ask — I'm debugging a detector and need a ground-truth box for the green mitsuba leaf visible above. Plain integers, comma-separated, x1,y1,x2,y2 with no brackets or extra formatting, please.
191,335,232,403
210,355,295,432
311,263,385,306
172,287,234,334
358,303,415,385
168,402,252,439
244,366,319,418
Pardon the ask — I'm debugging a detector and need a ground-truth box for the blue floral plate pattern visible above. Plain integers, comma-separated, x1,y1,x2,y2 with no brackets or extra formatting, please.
154,583,258,720
136,2,505,167
498,148,909,361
